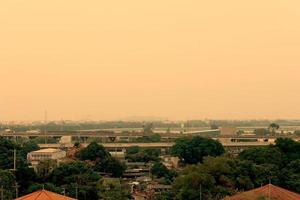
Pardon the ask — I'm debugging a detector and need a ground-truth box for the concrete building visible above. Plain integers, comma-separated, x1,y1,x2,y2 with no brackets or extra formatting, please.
219,126,237,135
27,148,66,169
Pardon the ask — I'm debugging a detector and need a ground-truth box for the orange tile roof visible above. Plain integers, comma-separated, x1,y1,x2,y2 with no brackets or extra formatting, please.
15,190,76,200
223,184,300,200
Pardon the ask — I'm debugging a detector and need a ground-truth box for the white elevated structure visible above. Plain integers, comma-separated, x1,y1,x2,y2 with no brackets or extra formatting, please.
27,148,66,169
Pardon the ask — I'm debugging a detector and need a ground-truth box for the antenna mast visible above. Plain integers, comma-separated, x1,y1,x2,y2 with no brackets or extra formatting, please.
44,110,48,144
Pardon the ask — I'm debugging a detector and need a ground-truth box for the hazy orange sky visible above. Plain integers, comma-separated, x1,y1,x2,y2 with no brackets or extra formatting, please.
1,1,300,121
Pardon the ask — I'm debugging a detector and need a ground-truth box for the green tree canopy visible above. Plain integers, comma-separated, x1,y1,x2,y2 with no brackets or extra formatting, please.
126,148,161,162
50,161,100,200
98,180,131,200
269,123,280,133
0,170,16,199
171,136,225,164
172,156,277,200
275,138,300,163
36,159,57,181
238,147,283,166
280,159,300,193
77,141,110,161
151,162,169,178
95,157,126,178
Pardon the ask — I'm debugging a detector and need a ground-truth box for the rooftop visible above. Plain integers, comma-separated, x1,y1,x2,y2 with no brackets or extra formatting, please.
15,190,76,200
31,148,62,153
223,184,300,200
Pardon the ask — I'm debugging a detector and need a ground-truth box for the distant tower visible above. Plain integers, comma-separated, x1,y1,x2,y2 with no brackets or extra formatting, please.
181,123,185,134
44,110,48,144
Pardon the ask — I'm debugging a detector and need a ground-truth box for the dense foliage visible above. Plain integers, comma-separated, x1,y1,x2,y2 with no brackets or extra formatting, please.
0,135,299,200
77,141,110,161
171,138,300,200
50,161,100,199
151,162,177,184
171,136,225,164
126,147,161,162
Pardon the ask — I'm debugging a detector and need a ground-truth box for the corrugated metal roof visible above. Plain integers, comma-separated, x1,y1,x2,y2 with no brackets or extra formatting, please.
15,190,76,200
223,184,300,200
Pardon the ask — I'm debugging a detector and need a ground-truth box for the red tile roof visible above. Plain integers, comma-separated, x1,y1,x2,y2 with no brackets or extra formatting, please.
15,190,76,200
223,184,300,200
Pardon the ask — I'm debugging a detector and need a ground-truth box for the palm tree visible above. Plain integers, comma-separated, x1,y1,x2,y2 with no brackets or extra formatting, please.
269,123,280,135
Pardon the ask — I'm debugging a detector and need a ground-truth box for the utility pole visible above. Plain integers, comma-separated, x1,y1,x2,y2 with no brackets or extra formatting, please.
13,131,17,171
75,185,78,199
14,182,19,198
62,188,66,196
199,183,202,200
13,148,16,171
1,185,3,200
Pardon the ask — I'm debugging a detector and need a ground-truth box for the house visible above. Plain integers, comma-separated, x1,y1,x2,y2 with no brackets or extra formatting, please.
15,189,76,200
223,184,300,200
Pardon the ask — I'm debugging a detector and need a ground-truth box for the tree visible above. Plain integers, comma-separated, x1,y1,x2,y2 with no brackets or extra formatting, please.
0,170,16,199
172,156,277,200
171,136,225,164
269,123,280,134
77,141,110,161
98,180,131,200
95,157,126,177
126,146,140,155
173,163,216,200
143,123,154,135
151,162,169,178
154,191,175,200
294,130,300,136
27,183,61,194
36,159,57,181
50,161,100,200
0,138,37,195
20,140,40,157
281,159,300,193
15,166,37,196
0,137,20,169
239,147,283,166
236,130,244,135
275,138,300,164
135,134,161,143
126,148,161,162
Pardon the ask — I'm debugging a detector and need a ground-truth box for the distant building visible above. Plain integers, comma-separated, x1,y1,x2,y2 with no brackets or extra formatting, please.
219,126,237,135
160,156,179,169
109,151,125,159
27,148,66,169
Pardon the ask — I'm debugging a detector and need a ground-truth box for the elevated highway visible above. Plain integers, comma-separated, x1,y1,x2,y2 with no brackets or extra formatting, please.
38,141,274,150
